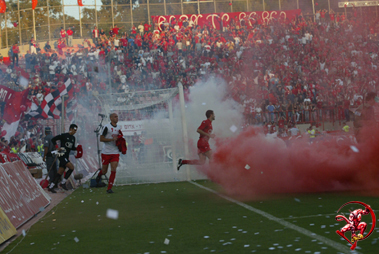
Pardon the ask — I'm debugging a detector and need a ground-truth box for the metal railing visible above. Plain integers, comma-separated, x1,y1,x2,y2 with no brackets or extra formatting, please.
245,107,351,130
1,0,378,49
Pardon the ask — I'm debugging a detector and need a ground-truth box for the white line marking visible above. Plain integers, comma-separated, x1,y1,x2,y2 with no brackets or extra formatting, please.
189,181,360,254
280,210,379,220
281,213,337,220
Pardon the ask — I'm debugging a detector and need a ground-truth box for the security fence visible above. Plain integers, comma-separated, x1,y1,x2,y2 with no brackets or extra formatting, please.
1,0,378,49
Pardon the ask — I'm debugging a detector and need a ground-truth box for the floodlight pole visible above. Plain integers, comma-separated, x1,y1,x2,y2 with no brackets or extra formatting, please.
33,9,37,40
61,95,67,133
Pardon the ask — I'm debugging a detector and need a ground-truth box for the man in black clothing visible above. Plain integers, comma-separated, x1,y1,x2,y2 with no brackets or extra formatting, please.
48,124,78,193
44,41,52,53
43,127,57,184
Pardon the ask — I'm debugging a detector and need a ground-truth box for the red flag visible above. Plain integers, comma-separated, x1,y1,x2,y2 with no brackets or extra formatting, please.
2,88,29,124
0,0,6,13
78,0,84,6
1,87,30,140
32,0,38,10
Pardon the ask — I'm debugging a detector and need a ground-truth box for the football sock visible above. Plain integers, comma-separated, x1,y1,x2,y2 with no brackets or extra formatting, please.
107,171,116,190
182,160,201,165
65,169,73,179
49,173,62,188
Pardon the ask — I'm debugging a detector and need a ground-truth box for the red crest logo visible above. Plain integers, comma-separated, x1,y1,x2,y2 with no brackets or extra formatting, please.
335,201,376,250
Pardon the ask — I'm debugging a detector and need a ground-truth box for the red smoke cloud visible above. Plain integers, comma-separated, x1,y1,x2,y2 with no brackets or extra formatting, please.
200,126,379,199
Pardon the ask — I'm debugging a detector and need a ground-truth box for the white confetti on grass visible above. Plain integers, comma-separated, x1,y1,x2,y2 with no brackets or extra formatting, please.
30,242,34,245
269,247,275,250
106,209,119,220
74,237,79,243
350,145,359,153
164,238,170,245
295,248,302,251
229,125,238,133
294,198,301,202
96,202,99,205
204,236,209,239
244,244,249,247
22,230,26,237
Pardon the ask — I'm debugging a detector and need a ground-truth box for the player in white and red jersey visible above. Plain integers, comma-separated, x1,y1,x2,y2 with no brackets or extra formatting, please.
177,110,215,170
96,113,123,193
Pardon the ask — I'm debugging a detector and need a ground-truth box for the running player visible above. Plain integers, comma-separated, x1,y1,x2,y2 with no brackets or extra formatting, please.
96,113,123,193
48,124,79,193
177,110,215,170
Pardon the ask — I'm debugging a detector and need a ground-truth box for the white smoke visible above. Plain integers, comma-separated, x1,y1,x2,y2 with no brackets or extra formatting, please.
185,76,244,146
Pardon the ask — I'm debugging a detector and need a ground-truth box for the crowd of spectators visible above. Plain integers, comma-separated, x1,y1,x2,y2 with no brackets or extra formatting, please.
1,6,378,153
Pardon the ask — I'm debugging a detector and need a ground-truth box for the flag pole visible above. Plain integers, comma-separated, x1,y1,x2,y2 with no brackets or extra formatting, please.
61,95,68,133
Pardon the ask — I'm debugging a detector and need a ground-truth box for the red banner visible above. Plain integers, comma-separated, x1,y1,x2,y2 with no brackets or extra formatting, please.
0,86,29,124
0,152,20,163
0,161,50,229
152,9,301,30
0,164,34,229
4,161,50,215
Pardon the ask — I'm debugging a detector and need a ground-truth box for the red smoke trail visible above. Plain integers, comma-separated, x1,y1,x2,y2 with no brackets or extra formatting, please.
200,126,379,199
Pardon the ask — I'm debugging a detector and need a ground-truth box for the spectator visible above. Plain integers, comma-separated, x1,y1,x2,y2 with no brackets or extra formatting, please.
44,41,52,53
12,43,19,67
67,27,74,47
92,26,99,44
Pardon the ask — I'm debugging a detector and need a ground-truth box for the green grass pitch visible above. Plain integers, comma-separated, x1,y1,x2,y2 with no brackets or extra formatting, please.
3,180,379,253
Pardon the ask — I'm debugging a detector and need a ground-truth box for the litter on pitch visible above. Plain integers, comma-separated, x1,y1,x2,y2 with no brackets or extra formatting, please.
106,209,119,220
350,145,359,153
96,202,99,205
22,230,26,237
204,236,209,239
164,238,170,245
245,164,250,170
294,198,301,202
229,125,238,133
74,237,79,243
